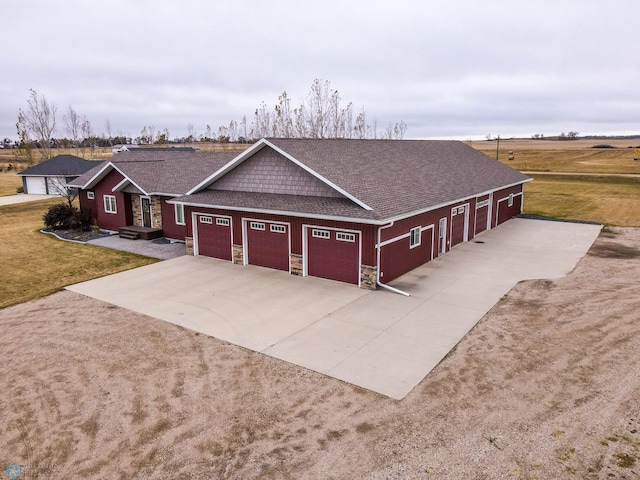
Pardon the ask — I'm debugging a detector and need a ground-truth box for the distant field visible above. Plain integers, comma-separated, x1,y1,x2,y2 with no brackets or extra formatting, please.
470,138,640,174
0,142,251,168
523,174,640,227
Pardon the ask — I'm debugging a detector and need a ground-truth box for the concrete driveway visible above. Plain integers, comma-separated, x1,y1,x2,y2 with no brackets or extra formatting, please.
66,218,602,399
0,193,60,206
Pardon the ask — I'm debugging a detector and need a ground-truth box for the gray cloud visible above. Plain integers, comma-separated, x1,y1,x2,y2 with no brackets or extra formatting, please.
2,0,638,141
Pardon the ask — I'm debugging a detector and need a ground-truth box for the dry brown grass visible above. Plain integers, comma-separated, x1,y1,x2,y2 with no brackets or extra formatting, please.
470,138,640,174
523,174,640,226
0,172,22,196
0,198,158,308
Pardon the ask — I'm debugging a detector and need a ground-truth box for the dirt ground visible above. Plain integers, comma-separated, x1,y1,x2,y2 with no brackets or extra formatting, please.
1,228,639,480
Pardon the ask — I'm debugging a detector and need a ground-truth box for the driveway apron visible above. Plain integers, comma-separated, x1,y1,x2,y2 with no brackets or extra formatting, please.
66,218,602,399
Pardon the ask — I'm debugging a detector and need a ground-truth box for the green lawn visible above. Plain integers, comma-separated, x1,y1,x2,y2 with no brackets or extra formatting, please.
0,198,159,308
523,174,640,227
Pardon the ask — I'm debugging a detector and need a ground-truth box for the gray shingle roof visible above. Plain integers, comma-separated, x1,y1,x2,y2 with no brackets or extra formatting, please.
263,139,530,219
17,155,98,176
172,190,379,220
69,150,237,195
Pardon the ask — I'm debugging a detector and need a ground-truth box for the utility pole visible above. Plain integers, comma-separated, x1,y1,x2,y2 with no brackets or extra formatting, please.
496,135,500,161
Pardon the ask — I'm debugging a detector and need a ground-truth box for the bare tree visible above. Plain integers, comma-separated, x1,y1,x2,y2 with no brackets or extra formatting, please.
186,123,196,143
63,105,81,156
80,116,93,158
17,89,57,160
105,119,113,146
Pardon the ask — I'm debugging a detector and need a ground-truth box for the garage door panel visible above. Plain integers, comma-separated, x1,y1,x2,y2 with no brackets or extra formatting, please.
246,221,289,271
26,176,47,194
307,229,359,285
475,206,488,234
451,207,466,247
197,215,232,260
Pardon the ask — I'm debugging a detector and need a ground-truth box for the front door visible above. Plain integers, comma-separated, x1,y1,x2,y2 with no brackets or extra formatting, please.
141,197,152,228
438,217,447,255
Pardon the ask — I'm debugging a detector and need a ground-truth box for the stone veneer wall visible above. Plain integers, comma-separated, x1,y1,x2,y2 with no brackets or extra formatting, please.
185,237,194,255
130,194,163,229
290,254,303,276
232,245,244,265
360,265,377,290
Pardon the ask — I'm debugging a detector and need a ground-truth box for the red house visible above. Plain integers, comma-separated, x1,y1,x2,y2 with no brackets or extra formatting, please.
72,139,530,291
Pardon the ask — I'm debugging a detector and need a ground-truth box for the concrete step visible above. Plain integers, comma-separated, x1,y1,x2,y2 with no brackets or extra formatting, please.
118,230,140,240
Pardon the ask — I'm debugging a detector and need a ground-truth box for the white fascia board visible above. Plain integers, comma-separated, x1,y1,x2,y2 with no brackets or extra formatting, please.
148,192,181,197
264,139,373,211
166,198,386,226
186,140,269,194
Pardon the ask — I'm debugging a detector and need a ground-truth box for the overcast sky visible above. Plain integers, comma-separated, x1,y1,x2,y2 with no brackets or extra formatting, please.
2,0,638,141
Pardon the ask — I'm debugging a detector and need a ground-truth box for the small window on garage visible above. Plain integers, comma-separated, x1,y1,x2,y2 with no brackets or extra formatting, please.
270,224,286,233
104,195,117,214
508,194,514,207
175,204,185,225
458,206,465,214
200,215,213,224
312,229,330,239
87,191,95,200
250,221,265,230
336,232,355,242
409,227,421,248
216,217,230,226
451,208,457,216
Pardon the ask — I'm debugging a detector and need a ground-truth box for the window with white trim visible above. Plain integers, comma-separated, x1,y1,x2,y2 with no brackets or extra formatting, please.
104,195,117,214
409,227,421,248
508,194,514,207
451,208,457,216
270,224,286,233
87,191,95,200
312,229,330,239
200,215,213,224
250,221,265,230
216,217,230,226
458,206,465,214
174,204,185,225
476,199,488,208
336,232,355,242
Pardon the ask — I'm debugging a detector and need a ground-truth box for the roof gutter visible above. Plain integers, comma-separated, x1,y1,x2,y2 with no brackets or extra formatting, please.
376,221,410,297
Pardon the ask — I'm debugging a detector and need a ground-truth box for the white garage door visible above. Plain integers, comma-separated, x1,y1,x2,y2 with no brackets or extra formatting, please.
25,177,48,194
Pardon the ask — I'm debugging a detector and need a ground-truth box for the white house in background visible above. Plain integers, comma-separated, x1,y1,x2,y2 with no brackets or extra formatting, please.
16,155,98,195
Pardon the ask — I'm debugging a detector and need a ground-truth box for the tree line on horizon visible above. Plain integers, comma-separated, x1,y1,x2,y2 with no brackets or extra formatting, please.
11,80,408,164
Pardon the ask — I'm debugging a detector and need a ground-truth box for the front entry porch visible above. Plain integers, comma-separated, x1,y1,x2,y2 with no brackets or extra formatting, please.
118,225,163,240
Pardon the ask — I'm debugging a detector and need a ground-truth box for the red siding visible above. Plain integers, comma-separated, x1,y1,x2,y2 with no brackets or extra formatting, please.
380,227,433,282
161,197,188,240
92,169,132,231
79,190,97,224
493,185,524,227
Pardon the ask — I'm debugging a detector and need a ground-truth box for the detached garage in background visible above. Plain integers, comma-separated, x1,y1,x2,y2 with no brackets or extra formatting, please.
17,154,97,195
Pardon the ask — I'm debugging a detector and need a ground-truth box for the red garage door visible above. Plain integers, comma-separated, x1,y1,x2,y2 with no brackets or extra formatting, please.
307,228,359,285
450,205,468,247
475,199,489,235
246,221,289,271
197,215,232,260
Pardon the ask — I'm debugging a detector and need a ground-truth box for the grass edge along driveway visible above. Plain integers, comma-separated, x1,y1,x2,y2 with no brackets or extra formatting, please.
0,198,158,309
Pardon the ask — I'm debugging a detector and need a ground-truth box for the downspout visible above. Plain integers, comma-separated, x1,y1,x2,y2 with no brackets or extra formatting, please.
376,221,410,296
